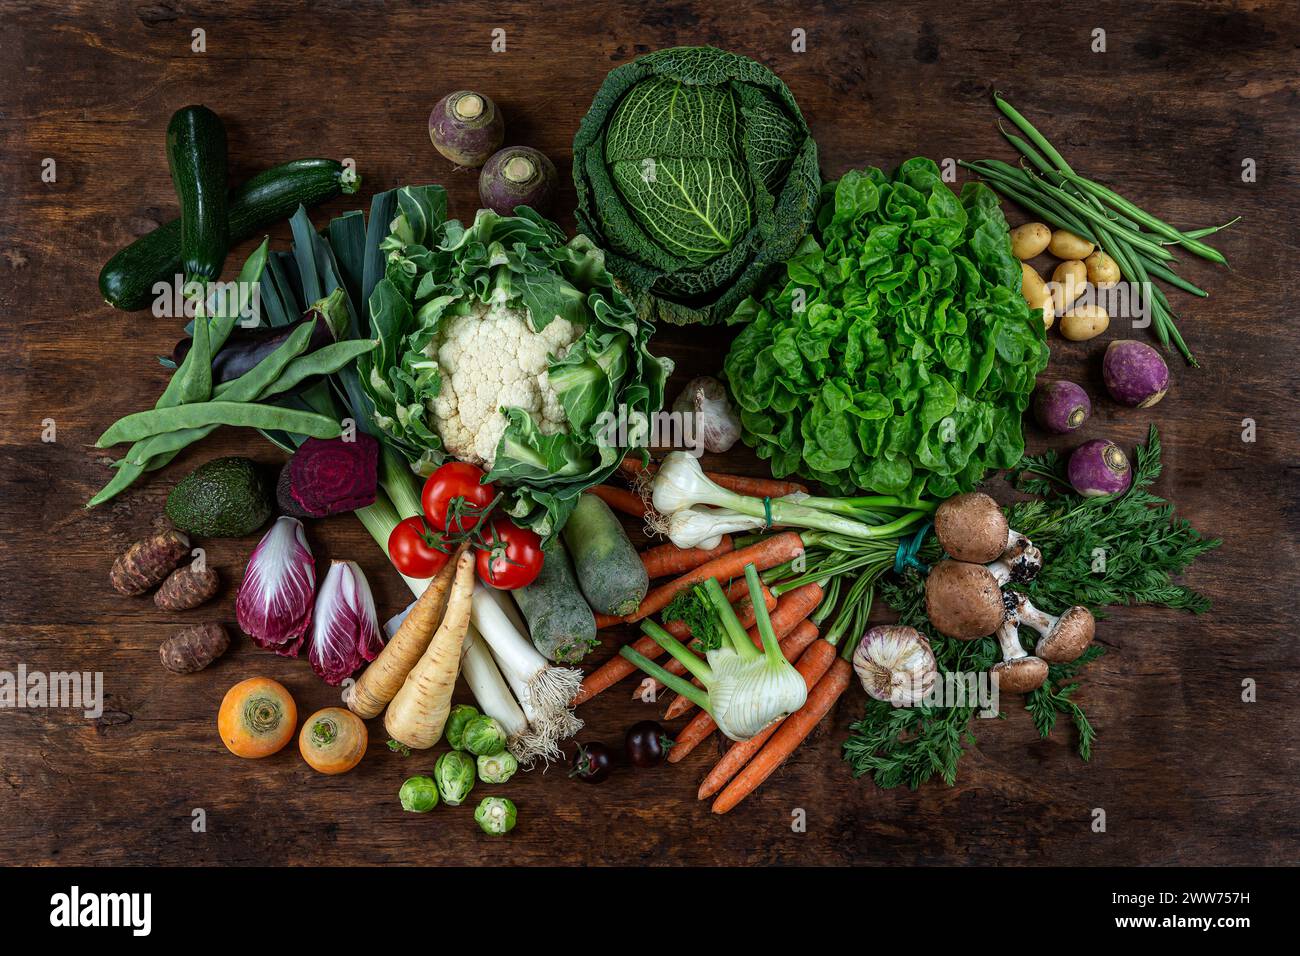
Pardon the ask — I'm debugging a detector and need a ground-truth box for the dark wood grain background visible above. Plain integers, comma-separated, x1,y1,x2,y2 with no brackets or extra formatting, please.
1,0,1297,866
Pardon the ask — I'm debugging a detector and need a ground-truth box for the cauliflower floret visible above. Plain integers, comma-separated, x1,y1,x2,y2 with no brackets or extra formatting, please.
426,300,582,468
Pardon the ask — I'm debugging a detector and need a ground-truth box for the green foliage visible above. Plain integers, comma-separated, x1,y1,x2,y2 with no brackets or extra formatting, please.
723,159,1050,504
359,191,671,539
573,46,820,325
844,427,1218,789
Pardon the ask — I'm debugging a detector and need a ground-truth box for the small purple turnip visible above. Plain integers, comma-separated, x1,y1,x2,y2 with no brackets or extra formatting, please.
1068,439,1132,498
479,146,557,216
1033,380,1091,434
1103,340,1169,408
429,91,504,168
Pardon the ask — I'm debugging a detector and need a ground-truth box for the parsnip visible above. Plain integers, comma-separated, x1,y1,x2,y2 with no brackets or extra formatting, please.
383,549,477,749
344,549,462,718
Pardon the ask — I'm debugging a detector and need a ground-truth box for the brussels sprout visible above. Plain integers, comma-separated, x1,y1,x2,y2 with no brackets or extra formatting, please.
477,751,518,785
445,703,480,751
399,775,439,813
474,796,517,835
434,751,476,806
463,715,507,756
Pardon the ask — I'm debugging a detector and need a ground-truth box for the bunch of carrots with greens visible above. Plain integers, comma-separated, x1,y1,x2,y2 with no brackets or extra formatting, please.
573,453,935,813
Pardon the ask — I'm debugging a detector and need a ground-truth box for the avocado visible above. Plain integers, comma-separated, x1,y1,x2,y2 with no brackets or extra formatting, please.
166,457,273,537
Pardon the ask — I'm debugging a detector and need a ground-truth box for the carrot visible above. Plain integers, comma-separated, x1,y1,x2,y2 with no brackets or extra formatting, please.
711,657,854,815
619,455,658,481
697,638,836,798
575,580,767,707
585,484,648,519
344,551,461,718
298,707,368,775
704,472,808,498
626,532,804,623
218,677,297,759
663,584,823,719
594,612,624,630
383,549,477,749
642,583,776,700
640,536,734,579
666,620,821,757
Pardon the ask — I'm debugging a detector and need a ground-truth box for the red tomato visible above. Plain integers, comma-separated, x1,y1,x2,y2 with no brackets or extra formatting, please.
388,517,453,579
476,519,544,590
422,462,497,533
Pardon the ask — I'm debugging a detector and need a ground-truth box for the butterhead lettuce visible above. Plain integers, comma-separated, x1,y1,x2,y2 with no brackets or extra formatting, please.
723,159,1049,503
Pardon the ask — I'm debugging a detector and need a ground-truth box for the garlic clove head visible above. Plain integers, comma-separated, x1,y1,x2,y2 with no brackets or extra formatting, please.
672,376,742,454
853,625,938,705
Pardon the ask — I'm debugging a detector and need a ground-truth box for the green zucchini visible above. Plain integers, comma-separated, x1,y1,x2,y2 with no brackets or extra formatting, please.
562,493,649,617
513,539,598,663
99,159,361,311
166,105,229,282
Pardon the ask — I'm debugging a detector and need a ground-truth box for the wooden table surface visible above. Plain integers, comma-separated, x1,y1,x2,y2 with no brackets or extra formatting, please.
2,0,1297,867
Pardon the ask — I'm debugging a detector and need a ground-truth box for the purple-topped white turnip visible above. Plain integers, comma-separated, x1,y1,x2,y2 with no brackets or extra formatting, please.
479,146,557,216
1103,340,1169,408
1068,439,1132,497
1033,380,1091,434
429,91,504,168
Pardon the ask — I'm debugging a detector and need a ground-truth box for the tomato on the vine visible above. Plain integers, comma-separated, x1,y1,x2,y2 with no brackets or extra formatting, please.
422,462,497,533
388,516,454,579
476,518,543,590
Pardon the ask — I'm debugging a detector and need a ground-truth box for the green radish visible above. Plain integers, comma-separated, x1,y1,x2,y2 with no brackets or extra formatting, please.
166,105,230,282
100,158,360,311
513,538,598,663
562,493,648,617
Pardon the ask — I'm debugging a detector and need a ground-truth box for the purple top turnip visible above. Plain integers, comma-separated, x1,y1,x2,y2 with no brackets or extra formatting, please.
429,91,504,168
479,146,557,217
1068,439,1132,498
1103,340,1169,408
1033,380,1091,433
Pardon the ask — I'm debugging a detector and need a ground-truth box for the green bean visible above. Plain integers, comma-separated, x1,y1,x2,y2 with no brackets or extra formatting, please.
995,94,1079,175
97,401,340,447
1173,218,1240,242
961,162,1097,239
1063,173,1227,264
1140,257,1208,297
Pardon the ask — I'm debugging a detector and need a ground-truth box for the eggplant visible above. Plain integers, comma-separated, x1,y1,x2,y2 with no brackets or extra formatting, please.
171,288,350,385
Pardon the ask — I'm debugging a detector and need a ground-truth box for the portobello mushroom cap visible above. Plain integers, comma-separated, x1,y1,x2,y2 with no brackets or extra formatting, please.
935,492,1010,563
992,656,1049,694
924,559,1005,640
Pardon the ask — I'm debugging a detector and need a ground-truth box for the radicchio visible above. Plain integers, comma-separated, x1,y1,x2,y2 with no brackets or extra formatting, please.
308,560,384,685
235,517,315,656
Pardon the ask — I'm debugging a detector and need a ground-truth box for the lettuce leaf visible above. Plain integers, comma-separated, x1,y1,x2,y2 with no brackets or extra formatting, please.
723,159,1049,503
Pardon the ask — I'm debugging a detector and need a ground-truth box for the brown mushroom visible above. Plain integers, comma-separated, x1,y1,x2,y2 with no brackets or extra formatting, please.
934,492,1034,565
991,617,1049,693
1011,594,1095,663
924,559,1006,640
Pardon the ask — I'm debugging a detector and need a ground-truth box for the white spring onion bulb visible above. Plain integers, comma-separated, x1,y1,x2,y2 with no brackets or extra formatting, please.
664,506,767,550
651,452,913,541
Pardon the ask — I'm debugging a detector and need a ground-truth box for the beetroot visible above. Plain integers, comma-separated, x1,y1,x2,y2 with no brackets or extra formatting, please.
282,435,379,517
1033,380,1091,433
1103,340,1169,408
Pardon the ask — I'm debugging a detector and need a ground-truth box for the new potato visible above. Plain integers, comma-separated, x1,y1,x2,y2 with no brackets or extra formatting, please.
1060,304,1110,341
1086,250,1120,287
1049,229,1095,260
1010,222,1051,260
1051,259,1088,314
1020,262,1055,329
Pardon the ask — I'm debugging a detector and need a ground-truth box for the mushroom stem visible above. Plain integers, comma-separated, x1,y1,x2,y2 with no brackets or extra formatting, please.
1009,593,1096,664
986,545,1042,586
995,616,1028,662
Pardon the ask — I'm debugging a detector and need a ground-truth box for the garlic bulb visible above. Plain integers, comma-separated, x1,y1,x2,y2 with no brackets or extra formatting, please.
672,376,742,453
852,625,937,706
